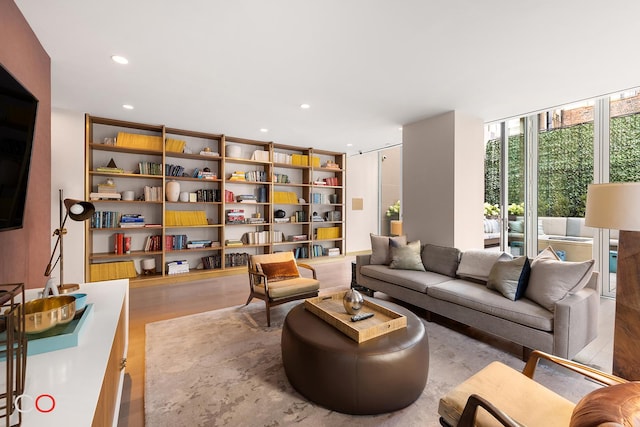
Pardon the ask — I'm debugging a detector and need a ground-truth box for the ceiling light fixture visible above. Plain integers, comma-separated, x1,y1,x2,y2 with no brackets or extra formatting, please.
111,55,129,65
122,104,134,110
346,143,353,147
300,104,310,109
260,128,269,133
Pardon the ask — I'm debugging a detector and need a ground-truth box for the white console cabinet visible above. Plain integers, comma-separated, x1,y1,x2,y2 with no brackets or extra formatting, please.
16,279,128,426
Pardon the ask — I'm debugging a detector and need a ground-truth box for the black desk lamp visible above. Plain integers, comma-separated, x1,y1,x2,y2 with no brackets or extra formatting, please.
43,189,95,295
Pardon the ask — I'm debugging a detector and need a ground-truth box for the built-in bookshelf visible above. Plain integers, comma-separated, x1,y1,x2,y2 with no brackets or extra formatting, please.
85,115,345,287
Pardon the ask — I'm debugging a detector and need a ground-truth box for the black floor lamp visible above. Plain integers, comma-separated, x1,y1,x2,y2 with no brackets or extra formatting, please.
43,189,95,295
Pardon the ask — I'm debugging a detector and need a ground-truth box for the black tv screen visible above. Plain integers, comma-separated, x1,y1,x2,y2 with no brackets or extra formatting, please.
0,63,38,231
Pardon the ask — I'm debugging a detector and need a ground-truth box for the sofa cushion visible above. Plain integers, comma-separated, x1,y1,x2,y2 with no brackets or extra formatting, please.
456,250,512,282
389,240,426,271
370,233,407,265
486,256,531,301
427,279,554,331
421,244,460,278
359,264,451,293
526,257,595,312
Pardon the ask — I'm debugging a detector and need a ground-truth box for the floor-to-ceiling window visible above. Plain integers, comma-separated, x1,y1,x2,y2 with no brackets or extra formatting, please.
605,88,640,296
484,119,526,255
537,101,594,262
485,87,640,297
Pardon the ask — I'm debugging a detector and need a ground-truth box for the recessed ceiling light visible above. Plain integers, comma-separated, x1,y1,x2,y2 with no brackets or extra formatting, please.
398,127,403,131
260,128,269,133
122,104,134,110
346,143,353,147
300,104,310,109
111,55,129,65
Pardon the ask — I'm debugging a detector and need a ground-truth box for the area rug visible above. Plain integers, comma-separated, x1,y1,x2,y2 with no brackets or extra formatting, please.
145,297,601,427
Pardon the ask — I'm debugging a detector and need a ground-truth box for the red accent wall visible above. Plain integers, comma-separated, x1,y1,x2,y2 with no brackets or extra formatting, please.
0,1,51,289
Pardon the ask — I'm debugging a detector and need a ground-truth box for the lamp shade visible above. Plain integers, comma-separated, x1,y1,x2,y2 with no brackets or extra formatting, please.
64,199,95,222
585,182,640,231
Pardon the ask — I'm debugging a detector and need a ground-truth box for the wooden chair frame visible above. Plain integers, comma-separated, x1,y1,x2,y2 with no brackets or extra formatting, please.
441,350,628,427
246,259,319,326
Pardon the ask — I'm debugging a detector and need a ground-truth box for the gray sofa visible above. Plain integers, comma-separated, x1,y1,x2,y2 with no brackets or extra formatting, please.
356,241,599,360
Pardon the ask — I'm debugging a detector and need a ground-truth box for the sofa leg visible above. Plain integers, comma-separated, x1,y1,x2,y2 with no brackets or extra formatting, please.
425,311,433,322
522,346,533,362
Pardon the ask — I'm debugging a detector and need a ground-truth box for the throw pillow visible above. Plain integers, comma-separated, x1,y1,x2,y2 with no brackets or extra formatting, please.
487,256,531,301
456,250,512,283
535,246,561,263
421,244,461,278
389,240,426,271
259,259,300,282
509,220,524,233
525,258,595,312
369,233,407,265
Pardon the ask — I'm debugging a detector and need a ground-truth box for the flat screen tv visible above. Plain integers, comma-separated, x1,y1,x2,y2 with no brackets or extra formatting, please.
0,63,38,231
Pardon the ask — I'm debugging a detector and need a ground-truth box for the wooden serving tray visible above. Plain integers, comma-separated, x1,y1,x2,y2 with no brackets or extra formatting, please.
304,291,407,343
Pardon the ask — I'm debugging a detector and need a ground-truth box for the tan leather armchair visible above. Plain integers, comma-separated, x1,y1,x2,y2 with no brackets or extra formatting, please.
439,350,629,427
246,252,319,326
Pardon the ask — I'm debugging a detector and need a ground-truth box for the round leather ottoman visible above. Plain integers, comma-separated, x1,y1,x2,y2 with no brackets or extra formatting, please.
281,299,429,415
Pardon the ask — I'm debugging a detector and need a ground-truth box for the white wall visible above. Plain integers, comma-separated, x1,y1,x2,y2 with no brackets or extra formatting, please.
51,108,86,284
345,151,379,253
403,111,484,250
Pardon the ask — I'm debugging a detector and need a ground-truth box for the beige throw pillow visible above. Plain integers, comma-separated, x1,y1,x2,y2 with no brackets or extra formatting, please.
457,250,512,282
370,233,407,265
487,256,531,301
525,253,594,312
389,240,426,271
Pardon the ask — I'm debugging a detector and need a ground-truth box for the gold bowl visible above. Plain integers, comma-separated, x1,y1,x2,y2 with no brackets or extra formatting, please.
21,296,77,334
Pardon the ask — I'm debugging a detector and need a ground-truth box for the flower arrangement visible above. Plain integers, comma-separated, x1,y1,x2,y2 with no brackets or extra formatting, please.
484,202,500,217
386,200,400,217
508,202,525,216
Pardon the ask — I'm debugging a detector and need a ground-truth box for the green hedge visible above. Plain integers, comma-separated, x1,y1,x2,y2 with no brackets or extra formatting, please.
485,114,640,217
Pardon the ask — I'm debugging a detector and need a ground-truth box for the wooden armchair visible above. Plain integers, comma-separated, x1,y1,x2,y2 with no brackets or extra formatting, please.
246,252,320,326
439,350,629,427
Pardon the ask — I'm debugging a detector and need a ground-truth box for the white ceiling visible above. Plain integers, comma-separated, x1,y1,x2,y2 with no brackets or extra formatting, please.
15,0,640,156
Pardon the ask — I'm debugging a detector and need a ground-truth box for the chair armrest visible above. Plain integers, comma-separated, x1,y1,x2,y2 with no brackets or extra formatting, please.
522,350,627,386
296,263,317,279
248,267,270,292
458,394,520,427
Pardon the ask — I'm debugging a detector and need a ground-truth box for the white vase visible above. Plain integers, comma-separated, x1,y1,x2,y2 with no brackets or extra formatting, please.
166,180,180,202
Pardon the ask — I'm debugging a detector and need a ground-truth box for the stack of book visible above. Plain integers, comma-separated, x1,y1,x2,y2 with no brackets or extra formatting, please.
250,150,270,162
201,254,222,269
144,235,162,251
228,171,246,181
225,209,245,224
225,239,243,247
186,240,213,249
92,211,120,228
119,214,145,228
165,164,185,177
323,177,339,186
138,162,163,175
113,233,131,254
165,234,188,250
144,186,163,201
166,260,189,275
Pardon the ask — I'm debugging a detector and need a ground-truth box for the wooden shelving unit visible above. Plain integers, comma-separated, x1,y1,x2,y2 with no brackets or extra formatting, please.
85,115,345,287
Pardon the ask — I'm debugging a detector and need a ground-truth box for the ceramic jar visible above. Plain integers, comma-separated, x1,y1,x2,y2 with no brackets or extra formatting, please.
166,180,180,202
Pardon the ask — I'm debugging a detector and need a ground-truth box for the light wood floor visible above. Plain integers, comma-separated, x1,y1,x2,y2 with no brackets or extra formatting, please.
116,256,615,426
117,256,355,427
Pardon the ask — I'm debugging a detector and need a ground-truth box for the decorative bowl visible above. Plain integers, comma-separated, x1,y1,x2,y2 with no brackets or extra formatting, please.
21,295,77,334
